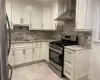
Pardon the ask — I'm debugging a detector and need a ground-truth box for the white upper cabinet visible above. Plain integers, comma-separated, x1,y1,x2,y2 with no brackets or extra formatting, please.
50,2,58,30
12,1,22,25
30,3,42,30
6,0,13,29
12,0,30,25
21,2,31,25
75,0,95,31
42,3,51,30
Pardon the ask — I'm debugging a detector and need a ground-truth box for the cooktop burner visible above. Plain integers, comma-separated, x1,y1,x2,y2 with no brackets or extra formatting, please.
50,41,73,47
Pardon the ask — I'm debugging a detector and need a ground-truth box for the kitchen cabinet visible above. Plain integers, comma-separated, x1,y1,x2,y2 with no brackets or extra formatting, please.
12,1,30,25
64,46,90,80
6,0,13,29
12,1,22,25
50,3,58,30
14,49,24,65
24,48,33,63
42,3,51,30
21,2,31,25
8,50,15,66
33,42,41,61
30,4,42,30
9,42,49,66
40,42,49,62
75,0,95,31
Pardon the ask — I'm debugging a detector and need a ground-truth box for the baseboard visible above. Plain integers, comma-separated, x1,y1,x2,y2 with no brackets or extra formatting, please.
11,59,46,68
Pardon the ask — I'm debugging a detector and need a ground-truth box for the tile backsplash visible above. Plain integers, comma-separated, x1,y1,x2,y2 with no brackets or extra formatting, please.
10,26,55,41
10,23,92,48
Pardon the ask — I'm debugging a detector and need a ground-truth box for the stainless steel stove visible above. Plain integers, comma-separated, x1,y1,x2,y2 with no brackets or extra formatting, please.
49,35,78,77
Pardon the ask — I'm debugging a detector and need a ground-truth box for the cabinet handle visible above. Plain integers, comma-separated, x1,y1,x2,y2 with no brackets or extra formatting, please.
66,52,72,55
66,60,71,64
33,48,34,53
13,50,15,56
20,18,23,23
42,23,43,28
55,23,57,28
23,49,25,54
30,23,32,27
22,18,24,23
65,71,70,75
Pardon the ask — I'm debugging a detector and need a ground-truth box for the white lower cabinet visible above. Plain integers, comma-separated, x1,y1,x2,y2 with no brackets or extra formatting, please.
8,50,15,66
40,42,49,62
33,47,40,61
64,46,90,80
9,42,49,66
14,49,25,65
24,48,33,63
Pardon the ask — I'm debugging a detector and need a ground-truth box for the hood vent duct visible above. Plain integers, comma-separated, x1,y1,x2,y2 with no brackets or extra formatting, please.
55,0,76,21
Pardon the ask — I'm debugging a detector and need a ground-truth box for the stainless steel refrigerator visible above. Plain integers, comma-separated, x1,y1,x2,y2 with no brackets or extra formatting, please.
0,0,12,80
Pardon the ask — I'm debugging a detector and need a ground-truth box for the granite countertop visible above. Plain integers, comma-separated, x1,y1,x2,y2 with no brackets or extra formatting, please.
10,39,57,44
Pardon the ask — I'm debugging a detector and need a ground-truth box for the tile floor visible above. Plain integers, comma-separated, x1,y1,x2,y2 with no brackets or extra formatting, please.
11,62,67,80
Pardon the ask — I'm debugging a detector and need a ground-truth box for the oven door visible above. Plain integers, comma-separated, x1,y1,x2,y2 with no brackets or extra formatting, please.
49,47,63,68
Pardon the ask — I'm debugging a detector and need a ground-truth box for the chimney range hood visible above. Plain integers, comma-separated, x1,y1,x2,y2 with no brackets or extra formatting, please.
55,0,76,21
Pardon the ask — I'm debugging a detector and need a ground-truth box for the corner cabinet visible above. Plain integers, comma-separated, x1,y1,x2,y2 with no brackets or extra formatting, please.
75,0,95,31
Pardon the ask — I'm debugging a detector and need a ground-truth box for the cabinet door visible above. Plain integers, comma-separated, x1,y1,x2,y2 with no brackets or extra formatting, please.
14,49,24,65
30,4,42,30
6,0,12,29
24,48,33,63
76,0,86,30
12,1,22,24
50,3,58,30
8,50,15,66
40,42,49,62
33,47,40,61
22,3,30,25
42,4,51,29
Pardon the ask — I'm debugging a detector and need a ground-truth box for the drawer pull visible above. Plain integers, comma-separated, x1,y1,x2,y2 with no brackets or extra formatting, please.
65,71,70,75
66,60,71,64
67,52,72,55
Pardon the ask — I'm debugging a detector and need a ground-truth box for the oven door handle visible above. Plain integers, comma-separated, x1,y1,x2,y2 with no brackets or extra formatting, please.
49,47,62,55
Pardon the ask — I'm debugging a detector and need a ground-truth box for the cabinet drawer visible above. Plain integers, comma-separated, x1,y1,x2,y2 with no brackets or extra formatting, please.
14,43,32,48
64,63,74,80
65,49,75,57
64,54,74,69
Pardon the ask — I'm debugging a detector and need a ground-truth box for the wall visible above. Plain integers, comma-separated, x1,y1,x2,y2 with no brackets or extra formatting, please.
88,0,100,80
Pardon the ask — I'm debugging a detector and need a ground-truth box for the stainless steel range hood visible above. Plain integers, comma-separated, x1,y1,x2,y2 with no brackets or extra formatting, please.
55,0,76,21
